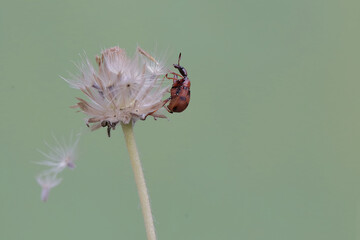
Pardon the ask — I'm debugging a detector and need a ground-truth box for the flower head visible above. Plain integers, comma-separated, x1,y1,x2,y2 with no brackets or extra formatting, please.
65,46,170,136
36,174,62,202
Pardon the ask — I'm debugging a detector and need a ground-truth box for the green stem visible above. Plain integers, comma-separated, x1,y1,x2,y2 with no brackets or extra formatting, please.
121,122,157,240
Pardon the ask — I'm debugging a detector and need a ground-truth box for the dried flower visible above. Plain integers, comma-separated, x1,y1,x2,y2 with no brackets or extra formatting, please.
36,174,62,202
64,46,170,136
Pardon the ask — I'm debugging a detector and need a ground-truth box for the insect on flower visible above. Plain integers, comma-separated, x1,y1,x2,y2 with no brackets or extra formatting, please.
163,53,191,113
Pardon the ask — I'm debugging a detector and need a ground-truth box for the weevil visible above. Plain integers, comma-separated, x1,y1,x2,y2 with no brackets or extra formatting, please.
163,53,191,113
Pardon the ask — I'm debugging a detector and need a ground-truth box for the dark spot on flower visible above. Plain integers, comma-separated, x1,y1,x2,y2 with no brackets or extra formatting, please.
127,84,130,87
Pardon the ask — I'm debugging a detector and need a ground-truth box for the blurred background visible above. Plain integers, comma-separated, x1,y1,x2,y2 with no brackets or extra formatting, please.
1,0,360,239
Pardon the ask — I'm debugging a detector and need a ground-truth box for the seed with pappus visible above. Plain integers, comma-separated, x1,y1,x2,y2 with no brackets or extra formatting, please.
35,133,79,202
36,174,62,202
36,134,79,173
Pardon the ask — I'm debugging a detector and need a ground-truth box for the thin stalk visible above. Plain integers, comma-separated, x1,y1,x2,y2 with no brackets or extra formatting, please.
121,122,157,240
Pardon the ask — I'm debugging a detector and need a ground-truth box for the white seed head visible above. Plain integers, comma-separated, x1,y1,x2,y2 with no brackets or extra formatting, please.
65,46,171,134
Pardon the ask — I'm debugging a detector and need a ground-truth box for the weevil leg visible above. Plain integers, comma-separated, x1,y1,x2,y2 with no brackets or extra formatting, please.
164,105,173,114
166,77,180,81
165,74,178,82
165,75,179,81
166,72,182,78
141,98,171,120
162,98,173,113
166,73,185,85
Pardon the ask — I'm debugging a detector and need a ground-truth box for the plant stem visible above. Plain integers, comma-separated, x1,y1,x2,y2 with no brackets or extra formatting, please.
121,122,157,240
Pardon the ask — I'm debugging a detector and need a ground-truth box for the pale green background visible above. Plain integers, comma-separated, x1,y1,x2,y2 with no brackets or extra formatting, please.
1,0,360,239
